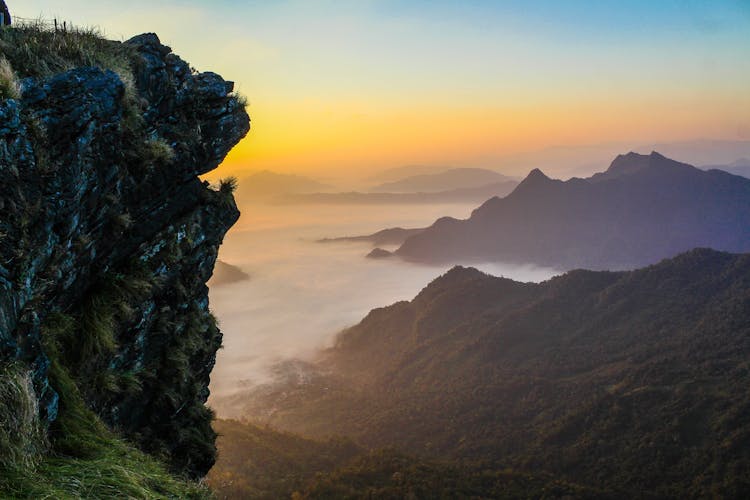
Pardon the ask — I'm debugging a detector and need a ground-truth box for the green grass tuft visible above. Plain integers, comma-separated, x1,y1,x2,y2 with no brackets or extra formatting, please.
46,270,154,379
218,176,238,195
0,272,214,497
0,356,211,499
233,92,248,108
0,21,148,156
0,362,48,471
145,137,176,164
0,21,135,83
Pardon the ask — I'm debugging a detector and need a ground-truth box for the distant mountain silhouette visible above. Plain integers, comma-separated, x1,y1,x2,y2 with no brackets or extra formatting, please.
393,152,750,270
486,139,750,179
230,249,750,497
274,180,518,205
703,158,750,179
726,166,750,179
235,170,335,202
365,248,394,259
318,227,424,247
368,165,459,183
370,168,514,193
208,260,250,287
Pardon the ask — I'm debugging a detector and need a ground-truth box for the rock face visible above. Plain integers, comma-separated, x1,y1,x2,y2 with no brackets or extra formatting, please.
0,33,249,477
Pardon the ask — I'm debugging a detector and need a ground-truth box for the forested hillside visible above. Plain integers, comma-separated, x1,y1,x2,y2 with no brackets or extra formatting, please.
232,249,750,497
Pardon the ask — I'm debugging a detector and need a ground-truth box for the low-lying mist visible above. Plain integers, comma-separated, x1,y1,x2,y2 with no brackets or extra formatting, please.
207,201,559,413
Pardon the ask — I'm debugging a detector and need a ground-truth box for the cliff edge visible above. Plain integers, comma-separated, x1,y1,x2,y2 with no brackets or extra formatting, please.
0,24,248,494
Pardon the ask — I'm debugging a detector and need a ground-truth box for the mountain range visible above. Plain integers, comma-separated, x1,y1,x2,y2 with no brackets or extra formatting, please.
482,139,750,179
273,180,518,205
318,227,424,247
386,152,750,270
227,249,750,498
369,168,515,193
704,158,750,179
368,164,459,183
368,141,750,182
234,169,519,205
234,171,335,203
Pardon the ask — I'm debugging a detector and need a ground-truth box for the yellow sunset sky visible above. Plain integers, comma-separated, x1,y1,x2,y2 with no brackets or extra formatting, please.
14,1,750,180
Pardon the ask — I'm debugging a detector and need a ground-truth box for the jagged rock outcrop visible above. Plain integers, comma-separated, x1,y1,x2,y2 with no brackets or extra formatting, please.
0,33,248,477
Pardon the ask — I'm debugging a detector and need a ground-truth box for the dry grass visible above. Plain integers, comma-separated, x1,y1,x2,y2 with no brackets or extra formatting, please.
0,356,211,499
0,362,47,470
0,56,20,99
145,137,176,164
0,21,135,82
233,92,248,108
219,176,238,194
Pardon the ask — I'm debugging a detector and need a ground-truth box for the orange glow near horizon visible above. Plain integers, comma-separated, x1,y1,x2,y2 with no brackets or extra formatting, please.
16,1,750,181
210,88,750,180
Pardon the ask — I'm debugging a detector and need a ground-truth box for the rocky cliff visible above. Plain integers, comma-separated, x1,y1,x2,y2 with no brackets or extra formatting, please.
0,27,248,483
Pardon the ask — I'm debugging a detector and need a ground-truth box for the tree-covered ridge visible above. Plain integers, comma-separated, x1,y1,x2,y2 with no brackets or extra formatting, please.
207,419,361,499
296,449,605,500
235,249,750,498
208,421,604,499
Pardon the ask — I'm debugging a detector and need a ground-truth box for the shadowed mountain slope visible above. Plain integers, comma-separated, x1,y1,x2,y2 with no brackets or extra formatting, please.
395,152,750,270
236,249,750,498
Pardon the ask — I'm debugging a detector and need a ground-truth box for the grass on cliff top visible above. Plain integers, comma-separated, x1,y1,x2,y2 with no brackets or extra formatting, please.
0,362,47,472
0,20,135,81
0,20,145,145
0,312,211,500
0,350,210,499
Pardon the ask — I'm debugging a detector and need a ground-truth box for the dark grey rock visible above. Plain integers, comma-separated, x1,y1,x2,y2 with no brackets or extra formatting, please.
0,33,249,478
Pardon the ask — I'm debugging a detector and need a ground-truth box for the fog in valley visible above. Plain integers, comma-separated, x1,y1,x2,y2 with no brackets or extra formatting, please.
207,198,559,409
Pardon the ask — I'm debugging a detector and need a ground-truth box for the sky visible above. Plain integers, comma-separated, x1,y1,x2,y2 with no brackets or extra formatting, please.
13,1,750,179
